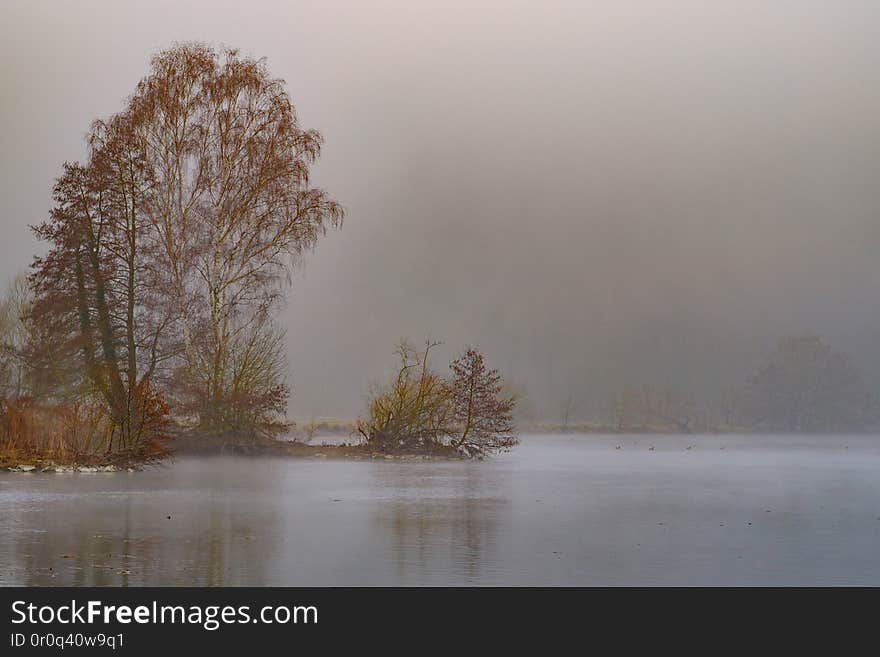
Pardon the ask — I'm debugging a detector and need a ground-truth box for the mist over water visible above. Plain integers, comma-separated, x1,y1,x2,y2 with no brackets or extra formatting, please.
3,2,880,418
3,435,880,586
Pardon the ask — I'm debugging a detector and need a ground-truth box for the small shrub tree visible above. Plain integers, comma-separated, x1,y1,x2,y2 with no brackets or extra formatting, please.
358,341,518,457
357,340,452,452
448,348,517,457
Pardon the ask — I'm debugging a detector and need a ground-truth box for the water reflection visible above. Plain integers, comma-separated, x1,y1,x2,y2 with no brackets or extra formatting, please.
374,464,506,584
1,464,286,586
3,435,880,585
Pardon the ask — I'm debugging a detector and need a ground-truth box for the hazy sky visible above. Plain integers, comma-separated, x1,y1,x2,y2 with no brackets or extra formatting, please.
3,1,880,419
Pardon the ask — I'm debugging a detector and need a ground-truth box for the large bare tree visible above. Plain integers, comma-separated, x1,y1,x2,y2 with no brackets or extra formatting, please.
126,43,343,432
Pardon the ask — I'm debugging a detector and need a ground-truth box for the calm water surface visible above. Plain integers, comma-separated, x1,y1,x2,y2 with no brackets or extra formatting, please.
2,434,879,585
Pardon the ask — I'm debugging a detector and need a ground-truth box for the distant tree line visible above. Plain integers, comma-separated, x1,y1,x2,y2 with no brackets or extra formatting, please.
731,334,876,432
604,333,877,434
606,385,705,433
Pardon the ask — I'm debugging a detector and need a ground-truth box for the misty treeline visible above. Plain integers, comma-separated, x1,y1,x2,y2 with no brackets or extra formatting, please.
603,334,878,434
357,340,518,457
0,43,342,462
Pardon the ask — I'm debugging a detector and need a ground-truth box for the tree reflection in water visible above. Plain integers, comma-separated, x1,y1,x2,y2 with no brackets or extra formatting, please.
373,464,508,585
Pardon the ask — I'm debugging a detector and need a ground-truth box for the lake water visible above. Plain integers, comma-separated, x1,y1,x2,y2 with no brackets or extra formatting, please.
2,434,879,586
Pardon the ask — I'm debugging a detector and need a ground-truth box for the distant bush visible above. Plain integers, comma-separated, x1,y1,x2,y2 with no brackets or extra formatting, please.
736,334,877,433
357,340,518,457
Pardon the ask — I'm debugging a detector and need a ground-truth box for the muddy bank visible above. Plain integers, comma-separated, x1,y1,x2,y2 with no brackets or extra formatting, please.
1,451,143,473
169,432,464,461
0,441,165,472
4,462,130,473
2,431,474,472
